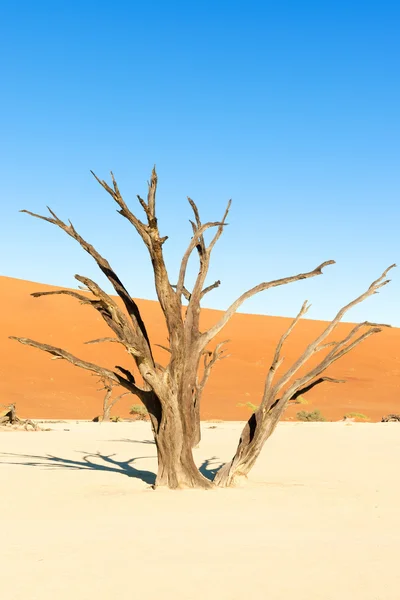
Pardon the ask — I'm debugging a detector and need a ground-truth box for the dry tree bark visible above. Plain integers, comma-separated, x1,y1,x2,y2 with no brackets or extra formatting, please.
10,167,395,488
0,404,39,430
214,267,395,486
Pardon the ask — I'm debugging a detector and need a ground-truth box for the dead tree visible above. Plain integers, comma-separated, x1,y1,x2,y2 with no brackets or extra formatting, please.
0,404,39,430
94,376,130,422
11,167,394,488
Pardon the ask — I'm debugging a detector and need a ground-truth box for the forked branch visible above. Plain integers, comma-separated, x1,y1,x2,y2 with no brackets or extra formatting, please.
214,265,395,488
265,264,396,404
197,340,230,396
91,168,180,339
96,375,131,420
176,219,227,300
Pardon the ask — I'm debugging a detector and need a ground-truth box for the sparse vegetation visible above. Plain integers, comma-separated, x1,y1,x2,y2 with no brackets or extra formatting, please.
293,395,309,405
344,412,369,421
237,401,259,412
130,404,148,420
296,409,327,422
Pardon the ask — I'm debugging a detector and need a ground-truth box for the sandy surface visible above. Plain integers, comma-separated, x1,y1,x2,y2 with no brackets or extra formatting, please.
1,275,400,422
1,421,399,599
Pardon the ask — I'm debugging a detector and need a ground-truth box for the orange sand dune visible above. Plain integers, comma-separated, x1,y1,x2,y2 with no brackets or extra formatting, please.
1,275,399,421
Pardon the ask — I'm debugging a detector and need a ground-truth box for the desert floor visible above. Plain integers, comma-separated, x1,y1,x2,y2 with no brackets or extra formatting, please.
1,421,399,600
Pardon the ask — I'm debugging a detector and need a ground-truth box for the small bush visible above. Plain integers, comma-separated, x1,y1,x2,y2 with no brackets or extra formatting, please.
293,395,309,405
296,409,326,422
130,404,148,420
344,412,369,421
237,402,259,412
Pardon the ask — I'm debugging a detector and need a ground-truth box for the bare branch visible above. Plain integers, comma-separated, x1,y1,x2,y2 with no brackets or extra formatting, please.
201,280,221,299
31,281,148,363
197,340,230,394
270,265,396,398
288,377,345,402
133,169,159,230
109,391,130,409
72,275,148,359
136,194,151,219
182,200,231,345
207,199,231,254
278,327,382,411
96,375,114,392
176,220,227,299
95,374,132,418
188,198,206,259
91,168,181,342
202,260,335,347
147,166,157,221
115,365,136,384
171,284,191,301
324,327,383,365
31,289,92,305
263,301,310,396
155,344,171,354
85,337,121,346
91,171,151,246
21,206,153,359
9,336,148,400
214,263,394,488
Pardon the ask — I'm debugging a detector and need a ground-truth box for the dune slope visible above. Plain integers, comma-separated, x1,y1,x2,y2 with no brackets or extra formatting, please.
0,275,399,421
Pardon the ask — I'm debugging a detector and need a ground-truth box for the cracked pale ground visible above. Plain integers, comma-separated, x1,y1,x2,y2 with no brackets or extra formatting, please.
1,421,399,600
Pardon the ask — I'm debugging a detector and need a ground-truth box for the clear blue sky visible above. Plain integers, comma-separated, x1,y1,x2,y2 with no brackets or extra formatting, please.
1,0,399,325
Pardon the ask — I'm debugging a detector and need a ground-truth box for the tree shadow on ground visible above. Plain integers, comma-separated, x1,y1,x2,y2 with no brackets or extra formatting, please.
1,451,226,486
105,439,155,445
0,451,156,485
199,456,223,481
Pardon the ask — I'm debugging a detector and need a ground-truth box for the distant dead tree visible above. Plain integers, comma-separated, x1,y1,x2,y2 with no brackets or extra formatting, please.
0,403,39,430
94,375,130,422
11,167,395,488
381,414,400,422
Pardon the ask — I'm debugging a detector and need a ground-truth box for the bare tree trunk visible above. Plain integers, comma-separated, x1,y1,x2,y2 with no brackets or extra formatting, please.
181,356,202,448
214,408,282,487
102,406,111,421
154,420,211,489
192,395,201,447
102,388,112,422
150,390,212,489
